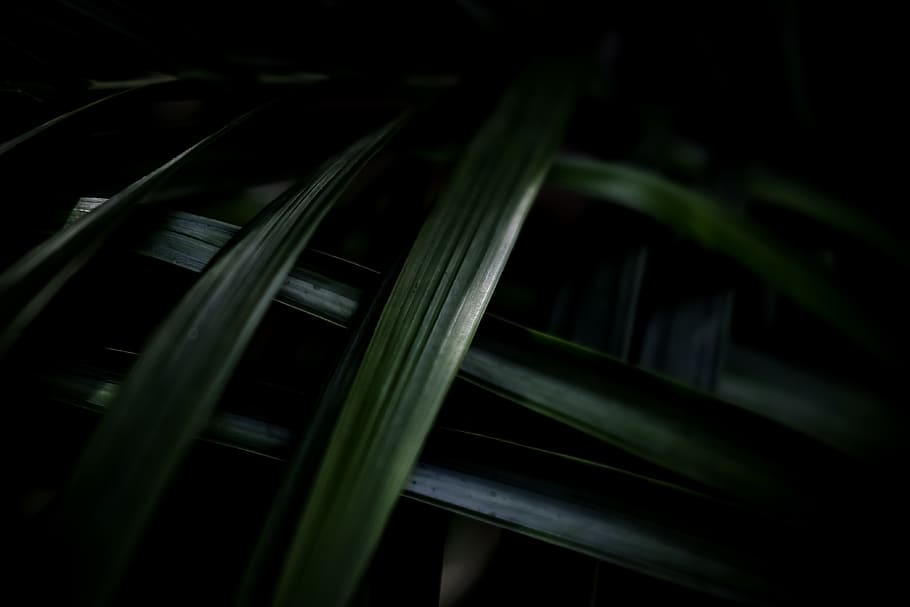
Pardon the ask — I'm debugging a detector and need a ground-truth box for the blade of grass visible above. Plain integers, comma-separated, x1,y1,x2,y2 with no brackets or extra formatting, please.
272,62,580,607
0,106,261,357
51,116,403,606
547,156,889,358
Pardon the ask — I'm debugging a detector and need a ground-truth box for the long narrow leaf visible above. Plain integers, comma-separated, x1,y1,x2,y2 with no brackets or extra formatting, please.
90,205,893,479
0,87,139,156
0,107,260,356
236,254,403,606
408,464,776,604
38,367,786,604
747,172,910,265
273,62,579,606
547,156,889,357
70,204,361,325
52,116,403,606
463,317,845,512
717,347,901,460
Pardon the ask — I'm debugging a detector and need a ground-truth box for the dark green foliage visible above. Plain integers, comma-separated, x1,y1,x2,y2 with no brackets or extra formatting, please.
272,62,578,607
3,5,907,607
49,117,402,605
0,105,260,356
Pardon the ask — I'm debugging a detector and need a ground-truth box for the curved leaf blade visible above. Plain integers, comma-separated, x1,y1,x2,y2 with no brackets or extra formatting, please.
463,317,845,513
0,87,139,156
37,366,788,605
236,255,403,606
52,116,403,606
273,62,580,607
408,464,778,605
548,156,888,357
747,172,910,265
96,207,892,492
0,107,260,357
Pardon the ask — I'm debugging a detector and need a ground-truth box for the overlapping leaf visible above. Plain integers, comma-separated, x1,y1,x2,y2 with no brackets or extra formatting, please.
0,87,139,156
272,62,579,606
39,365,788,605
75,206,886,502
52,116,402,606
548,156,888,357
408,464,779,604
463,317,842,512
0,106,260,356
235,253,403,606
67,203,361,325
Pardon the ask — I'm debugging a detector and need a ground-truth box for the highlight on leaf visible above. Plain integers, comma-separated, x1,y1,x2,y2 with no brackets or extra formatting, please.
272,61,580,607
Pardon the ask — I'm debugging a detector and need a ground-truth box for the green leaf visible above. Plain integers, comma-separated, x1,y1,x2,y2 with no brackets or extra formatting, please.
236,254,403,606
70,205,362,326
0,107,260,357
145,210,364,325
84,205,890,493
547,156,889,358
0,87,139,156
746,171,910,265
38,366,788,605
463,316,846,513
272,62,580,607
51,116,403,606
408,464,779,604
717,347,902,461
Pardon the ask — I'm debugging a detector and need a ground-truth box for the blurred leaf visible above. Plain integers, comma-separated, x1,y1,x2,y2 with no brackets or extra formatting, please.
548,156,889,358
717,347,902,460
272,62,579,607
0,106,259,357
0,87,137,155
52,116,403,606
747,172,910,265
88,75,181,90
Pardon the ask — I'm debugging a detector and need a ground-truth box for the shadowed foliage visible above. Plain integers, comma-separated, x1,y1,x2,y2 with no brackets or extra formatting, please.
3,3,907,606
